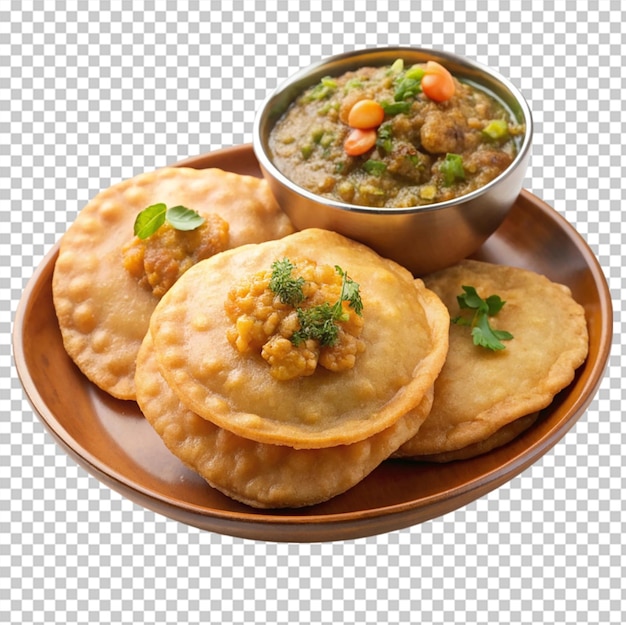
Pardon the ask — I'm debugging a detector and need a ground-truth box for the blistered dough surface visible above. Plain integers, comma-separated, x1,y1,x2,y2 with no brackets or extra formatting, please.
52,167,293,399
136,331,434,508
397,259,589,457
149,228,449,448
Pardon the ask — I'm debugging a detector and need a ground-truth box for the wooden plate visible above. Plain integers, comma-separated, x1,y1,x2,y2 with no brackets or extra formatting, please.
13,145,612,542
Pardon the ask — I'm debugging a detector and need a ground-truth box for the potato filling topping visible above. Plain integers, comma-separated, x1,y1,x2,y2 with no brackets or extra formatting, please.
224,257,365,380
122,213,229,297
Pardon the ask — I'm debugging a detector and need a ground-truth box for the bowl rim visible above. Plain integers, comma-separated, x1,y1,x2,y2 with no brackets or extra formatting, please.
253,46,533,216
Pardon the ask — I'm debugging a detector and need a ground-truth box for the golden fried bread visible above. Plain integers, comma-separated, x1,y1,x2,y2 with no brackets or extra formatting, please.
396,259,589,458
136,332,435,508
149,228,449,448
409,413,539,463
52,167,293,400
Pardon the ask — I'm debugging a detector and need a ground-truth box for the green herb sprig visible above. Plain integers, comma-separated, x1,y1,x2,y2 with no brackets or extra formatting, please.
334,265,363,317
451,285,513,351
133,203,205,239
292,303,338,347
268,259,363,347
269,258,306,306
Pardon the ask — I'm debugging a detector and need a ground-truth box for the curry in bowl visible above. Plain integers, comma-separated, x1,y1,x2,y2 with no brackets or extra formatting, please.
268,58,526,209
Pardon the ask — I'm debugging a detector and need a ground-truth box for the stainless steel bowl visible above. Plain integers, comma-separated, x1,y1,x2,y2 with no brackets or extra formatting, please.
253,47,533,276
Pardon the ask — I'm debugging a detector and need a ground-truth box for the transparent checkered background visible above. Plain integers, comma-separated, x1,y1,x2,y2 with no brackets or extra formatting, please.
2,2,624,624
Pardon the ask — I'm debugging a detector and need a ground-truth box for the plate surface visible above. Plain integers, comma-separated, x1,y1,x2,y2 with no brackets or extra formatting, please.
13,144,612,542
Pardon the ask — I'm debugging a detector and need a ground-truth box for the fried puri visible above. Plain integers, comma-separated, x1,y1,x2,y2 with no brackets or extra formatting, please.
149,228,450,449
136,332,435,508
52,167,293,400
396,259,589,459
411,412,540,463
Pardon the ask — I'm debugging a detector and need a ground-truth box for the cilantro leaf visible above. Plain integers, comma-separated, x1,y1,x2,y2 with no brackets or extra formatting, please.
452,285,513,351
292,303,338,347
471,313,513,351
267,259,363,347
450,314,471,327
133,203,205,239
297,266,362,345
134,203,167,239
485,294,506,316
269,258,306,306
456,285,484,311
166,205,205,231
334,265,363,317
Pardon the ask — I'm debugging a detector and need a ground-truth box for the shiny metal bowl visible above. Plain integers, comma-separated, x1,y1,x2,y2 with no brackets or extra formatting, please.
253,47,533,276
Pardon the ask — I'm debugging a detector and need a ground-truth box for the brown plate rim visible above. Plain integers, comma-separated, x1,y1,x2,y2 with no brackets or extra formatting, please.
12,144,613,542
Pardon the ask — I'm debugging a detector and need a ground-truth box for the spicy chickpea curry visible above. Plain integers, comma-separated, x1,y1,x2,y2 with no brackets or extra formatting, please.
225,257,365,381
268,58,526,208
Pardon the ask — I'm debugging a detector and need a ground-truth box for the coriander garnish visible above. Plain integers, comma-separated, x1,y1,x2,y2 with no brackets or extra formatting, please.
451,285,513,351
292,303,339,347
133,203,205,239
334,265,363,317
269,258,306,306
268,259,363,347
